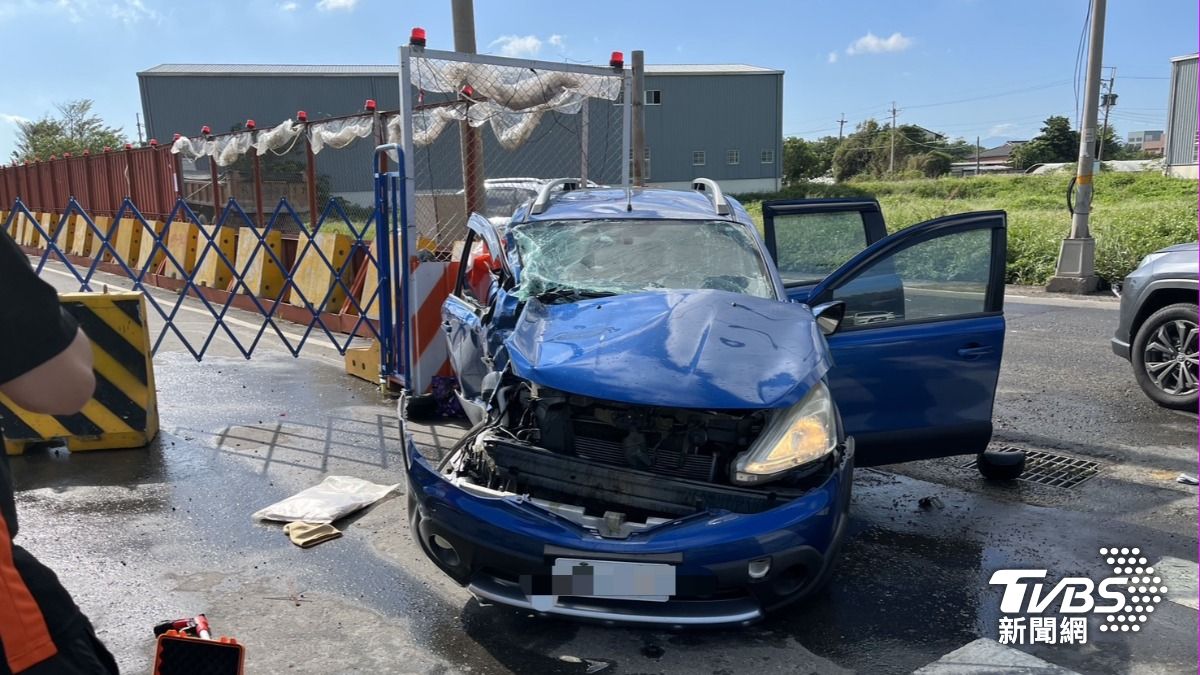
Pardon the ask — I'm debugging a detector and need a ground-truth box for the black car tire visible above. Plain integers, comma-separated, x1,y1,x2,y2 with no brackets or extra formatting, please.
404,393,440,421
977,448,1025,481
1131,303,1199,411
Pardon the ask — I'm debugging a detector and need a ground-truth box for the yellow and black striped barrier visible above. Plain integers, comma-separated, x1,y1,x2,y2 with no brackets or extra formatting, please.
1,291,158,455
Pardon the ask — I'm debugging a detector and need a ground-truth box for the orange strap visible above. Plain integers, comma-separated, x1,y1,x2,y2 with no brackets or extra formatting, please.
0,517,57,672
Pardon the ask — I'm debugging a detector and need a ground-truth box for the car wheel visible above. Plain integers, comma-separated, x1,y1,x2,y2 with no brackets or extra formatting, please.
977,447,1025,481
1131,303,1199,411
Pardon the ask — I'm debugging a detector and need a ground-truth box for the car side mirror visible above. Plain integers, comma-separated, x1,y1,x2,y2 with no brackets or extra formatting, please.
811,301,846,336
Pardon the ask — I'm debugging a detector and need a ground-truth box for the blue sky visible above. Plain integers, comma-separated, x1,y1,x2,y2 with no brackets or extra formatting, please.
0,0,1195,157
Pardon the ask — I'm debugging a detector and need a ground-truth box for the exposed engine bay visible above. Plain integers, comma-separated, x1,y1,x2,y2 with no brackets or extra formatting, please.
437,380,839,537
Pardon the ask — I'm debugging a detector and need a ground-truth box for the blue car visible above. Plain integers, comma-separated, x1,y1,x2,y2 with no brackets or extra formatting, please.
400,179,1008,625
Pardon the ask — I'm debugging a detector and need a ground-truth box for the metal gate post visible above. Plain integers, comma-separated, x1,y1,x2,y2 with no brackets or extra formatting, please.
397,45,421,394
372,143,411,391
372,151,393,390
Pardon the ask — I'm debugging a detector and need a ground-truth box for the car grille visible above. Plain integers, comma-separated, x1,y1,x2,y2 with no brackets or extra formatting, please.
574,436,718,482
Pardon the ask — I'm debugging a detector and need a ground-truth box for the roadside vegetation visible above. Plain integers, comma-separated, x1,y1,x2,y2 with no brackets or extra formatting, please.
737,171,1198,287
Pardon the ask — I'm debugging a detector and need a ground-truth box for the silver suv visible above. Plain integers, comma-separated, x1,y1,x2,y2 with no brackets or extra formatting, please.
1112,242,1199,410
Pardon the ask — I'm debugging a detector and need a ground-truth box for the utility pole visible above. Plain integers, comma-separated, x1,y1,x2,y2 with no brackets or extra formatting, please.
452,0,485,221
888,102,898,174
975,135,981,176
135,113,144,145
631,50,646,186
837,113,847,141
1097,67,1117,161
1048,0,1105,294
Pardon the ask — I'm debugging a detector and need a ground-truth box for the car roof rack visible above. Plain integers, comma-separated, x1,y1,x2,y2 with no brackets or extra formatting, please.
691,178,730,216
529,178,583,215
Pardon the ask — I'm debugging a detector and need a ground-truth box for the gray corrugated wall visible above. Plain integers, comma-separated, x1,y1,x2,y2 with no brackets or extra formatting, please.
140,73,400,197
642,73,782,186
140,70,782,196
1166,58,1198,166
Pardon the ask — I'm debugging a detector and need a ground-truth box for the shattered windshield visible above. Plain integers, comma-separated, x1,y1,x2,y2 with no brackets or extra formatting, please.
510,219,776,300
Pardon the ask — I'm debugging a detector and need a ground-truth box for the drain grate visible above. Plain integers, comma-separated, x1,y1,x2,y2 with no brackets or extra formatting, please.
964,448,1101,489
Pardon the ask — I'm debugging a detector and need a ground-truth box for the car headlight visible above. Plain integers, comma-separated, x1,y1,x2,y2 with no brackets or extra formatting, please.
732,381,838,485
1138,251,1169,269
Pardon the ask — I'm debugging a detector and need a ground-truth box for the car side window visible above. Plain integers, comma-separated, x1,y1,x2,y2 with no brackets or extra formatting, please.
829,227,993,328
774,211,869,285
456,237,499,306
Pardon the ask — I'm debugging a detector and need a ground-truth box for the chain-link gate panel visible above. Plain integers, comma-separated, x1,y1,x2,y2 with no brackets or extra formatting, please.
395,47,631,395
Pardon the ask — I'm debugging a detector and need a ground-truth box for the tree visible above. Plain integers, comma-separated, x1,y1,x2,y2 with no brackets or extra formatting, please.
782,135,840,183
1010,116,1078,169
1097,125,1131,161
11,100,126,162
783,137,817,184
831,120,884,181
917,151,952,178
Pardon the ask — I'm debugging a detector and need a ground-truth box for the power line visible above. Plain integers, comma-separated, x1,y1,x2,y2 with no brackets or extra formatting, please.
1073,0,1092,129
904,80,1073,110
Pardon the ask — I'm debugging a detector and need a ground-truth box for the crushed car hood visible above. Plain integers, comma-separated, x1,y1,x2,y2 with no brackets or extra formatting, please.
505,290,831,409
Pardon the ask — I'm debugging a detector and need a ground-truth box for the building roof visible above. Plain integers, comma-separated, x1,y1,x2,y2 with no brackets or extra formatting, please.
643,64,782,75
139,64,401,76
910,125,946,140
1170,53,1198,63
977,141,1027,160
139,62,782,77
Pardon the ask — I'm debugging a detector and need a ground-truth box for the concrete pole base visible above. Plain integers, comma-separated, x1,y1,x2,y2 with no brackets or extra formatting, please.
1047,237,1100,294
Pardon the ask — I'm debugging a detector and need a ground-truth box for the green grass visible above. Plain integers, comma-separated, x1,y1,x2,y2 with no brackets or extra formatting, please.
736,172,1198,286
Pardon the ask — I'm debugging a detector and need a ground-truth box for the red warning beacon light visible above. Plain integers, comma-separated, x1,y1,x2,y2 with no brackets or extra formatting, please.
410,27,427,48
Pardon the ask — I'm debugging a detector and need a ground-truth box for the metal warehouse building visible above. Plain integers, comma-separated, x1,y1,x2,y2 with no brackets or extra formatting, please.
1164,53,1198,179
137,61,782,205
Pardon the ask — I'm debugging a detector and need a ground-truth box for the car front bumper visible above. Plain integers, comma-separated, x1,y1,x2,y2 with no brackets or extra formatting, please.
401,431,854,626
1111,337,1131,360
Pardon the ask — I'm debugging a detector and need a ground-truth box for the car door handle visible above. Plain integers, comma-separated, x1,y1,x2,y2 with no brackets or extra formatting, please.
957,344,994,359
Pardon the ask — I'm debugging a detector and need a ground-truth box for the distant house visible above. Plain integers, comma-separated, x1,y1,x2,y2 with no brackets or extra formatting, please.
976,141,1027,166
1126,130,1165,156
909,125,947,143
949,141,1027,176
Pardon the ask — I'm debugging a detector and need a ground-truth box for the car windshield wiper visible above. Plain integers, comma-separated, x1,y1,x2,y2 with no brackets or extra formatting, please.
535,286,618,302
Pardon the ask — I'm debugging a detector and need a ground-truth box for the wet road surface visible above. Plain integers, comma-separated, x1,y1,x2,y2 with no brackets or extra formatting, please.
10,274,1198,674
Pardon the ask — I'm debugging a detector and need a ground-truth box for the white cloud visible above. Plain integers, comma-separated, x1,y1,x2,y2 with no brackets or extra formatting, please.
987,122,1019,137
316,0,357,11
547,34,564,48
845,31,913,56
280,1,298,10
489,34,543,58
827,51,838,64
0,0,158,24
109,0,159,24
0,114,29,126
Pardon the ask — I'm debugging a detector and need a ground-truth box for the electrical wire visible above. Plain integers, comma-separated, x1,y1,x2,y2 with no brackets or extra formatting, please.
904,80,1072,110
1073,0,1092,130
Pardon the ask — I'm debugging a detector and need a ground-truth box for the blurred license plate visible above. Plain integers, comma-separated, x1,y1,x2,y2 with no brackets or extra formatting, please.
550,558,675,601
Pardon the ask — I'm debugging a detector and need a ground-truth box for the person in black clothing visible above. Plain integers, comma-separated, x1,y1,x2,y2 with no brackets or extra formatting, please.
0,227,118,674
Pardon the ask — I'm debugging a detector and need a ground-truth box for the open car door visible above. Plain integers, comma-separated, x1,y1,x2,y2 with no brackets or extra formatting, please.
442,213,509,423
761,198,888,303
800,210,1007,467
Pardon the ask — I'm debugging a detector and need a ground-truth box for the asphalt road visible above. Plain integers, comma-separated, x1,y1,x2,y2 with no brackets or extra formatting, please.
11,268,1198,674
